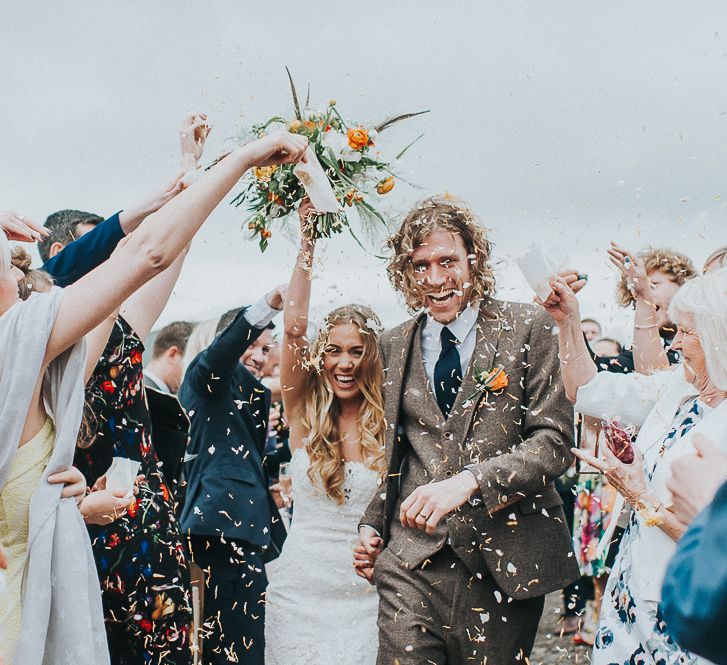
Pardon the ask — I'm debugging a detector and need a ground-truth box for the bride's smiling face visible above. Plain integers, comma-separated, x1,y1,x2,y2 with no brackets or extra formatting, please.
322,323,365,401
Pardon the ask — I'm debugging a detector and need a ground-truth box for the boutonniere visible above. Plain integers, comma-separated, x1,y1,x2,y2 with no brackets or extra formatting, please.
465,365,509,404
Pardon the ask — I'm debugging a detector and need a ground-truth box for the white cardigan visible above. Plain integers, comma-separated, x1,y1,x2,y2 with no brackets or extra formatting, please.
575,368,727,602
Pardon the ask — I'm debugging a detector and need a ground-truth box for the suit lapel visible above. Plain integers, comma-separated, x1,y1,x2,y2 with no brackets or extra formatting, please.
448,298,506,446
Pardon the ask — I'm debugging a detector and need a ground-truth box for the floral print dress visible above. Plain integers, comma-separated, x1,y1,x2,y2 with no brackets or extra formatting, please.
593,397,710,665
75,316,193,665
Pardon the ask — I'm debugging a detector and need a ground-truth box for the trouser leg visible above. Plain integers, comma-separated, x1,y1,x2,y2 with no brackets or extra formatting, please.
189,536,267,665
375,546,545,665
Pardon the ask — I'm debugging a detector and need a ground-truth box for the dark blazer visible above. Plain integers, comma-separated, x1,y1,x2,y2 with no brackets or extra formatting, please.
42,212,124,287
661,480,727,664
362,298,579,599
178,309,285,559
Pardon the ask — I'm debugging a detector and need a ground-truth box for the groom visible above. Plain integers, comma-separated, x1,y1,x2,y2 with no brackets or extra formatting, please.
356,196,579,663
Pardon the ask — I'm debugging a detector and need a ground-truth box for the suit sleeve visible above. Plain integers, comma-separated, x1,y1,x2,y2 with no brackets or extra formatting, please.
41,212,124,287
470,310,575,512
185,308,264,396
661,481,727,663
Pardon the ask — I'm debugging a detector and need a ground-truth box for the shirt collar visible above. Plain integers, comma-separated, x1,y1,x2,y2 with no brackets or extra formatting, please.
144,369,170,393
424,301,480,344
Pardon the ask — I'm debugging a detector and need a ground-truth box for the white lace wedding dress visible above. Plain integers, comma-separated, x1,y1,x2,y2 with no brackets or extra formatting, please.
265,448,380,665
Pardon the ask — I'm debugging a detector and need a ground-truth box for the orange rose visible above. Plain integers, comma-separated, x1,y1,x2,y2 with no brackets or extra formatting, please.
376,176,395,194
347,127,369,151
486,367,509,391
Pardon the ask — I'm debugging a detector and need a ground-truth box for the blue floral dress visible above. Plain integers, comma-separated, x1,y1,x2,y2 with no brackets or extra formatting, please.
593,397,710,664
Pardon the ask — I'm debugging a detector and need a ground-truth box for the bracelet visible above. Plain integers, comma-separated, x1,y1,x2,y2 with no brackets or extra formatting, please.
558,350,589,366
634,323,658,330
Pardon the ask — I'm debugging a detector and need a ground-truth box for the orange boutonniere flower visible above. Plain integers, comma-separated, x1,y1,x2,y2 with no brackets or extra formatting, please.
466,366,509,404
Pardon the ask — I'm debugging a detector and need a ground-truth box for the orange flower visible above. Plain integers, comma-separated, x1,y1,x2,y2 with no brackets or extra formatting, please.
347,127,369,151
484,367,509,391
376,176,395,194
289,120,302,132
261,229,272,239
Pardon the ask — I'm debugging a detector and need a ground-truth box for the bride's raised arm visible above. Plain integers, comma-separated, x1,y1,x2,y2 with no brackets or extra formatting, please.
44,131,308,366
280,200,319,447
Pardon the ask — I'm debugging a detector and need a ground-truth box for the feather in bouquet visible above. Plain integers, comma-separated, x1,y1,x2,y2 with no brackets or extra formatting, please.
230,68,428,251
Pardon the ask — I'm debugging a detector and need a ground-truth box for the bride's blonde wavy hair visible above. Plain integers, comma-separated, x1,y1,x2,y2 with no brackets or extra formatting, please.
302,304,386,504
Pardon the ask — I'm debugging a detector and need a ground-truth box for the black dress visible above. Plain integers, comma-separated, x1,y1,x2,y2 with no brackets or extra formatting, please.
75,316,194,665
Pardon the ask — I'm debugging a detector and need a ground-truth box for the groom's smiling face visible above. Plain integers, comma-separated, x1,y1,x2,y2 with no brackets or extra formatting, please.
411,228,472,324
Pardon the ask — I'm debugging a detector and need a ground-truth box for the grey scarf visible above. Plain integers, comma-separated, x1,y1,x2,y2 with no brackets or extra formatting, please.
0,287,109,665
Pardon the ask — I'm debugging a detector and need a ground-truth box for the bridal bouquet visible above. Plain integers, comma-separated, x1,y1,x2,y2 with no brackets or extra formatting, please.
230,69,427,251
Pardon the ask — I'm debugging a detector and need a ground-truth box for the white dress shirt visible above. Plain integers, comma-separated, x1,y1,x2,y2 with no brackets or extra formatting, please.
143,369,170,393
245,296,280,329
420,302,480,389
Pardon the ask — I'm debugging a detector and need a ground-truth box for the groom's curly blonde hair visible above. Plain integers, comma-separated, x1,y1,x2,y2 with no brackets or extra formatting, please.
386,195,495,314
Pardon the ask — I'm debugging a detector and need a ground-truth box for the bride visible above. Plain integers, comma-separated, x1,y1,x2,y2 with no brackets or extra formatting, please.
265,201,385,664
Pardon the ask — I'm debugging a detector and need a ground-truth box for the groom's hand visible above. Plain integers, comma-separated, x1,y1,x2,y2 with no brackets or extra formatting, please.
400,472,480,535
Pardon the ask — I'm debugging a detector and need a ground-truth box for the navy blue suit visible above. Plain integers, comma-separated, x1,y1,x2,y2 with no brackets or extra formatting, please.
179,308,284,665
42,212,124,286
661,480,727,664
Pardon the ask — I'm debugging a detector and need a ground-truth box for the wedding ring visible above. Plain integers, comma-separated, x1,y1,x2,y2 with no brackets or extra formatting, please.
418,512,431,520
623,257,632,269
577,273,588,281
18,215,25,222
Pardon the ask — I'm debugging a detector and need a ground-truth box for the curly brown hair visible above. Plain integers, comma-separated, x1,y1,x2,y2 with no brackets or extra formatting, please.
617,247,697,307
386,195,495,313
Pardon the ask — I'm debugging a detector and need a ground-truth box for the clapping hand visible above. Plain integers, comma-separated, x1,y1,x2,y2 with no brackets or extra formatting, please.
608,242,649,300
0,211,50,243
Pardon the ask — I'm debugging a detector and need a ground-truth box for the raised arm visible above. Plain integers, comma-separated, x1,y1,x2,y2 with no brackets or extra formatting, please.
44,130,308,365
280,201,318,439
538,276,597,402
608,242,670,375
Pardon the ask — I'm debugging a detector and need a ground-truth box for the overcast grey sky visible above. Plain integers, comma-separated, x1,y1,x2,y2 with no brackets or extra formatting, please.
3,1,727,340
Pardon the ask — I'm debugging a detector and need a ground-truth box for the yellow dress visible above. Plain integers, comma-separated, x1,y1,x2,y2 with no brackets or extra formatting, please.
0,418,54,664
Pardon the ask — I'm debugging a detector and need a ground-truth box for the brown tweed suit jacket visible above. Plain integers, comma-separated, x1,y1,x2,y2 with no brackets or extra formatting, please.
362,297,580,599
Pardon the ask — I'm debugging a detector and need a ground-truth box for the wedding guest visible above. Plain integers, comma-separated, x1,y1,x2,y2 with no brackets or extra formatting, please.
662,446,727,664
72,116,209,665
608,243,696,374
0,125,307,664
11,247,53,298
266,201,384,664
592,337,621,357
540,267,727,664
357,195,579,664
181,318,219,377
179,288,288,665
145,320,196,394
581,317,602,343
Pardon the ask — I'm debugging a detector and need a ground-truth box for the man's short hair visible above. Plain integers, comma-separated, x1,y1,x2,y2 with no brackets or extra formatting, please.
216,307,274,336
152,321,196,358
38,209,104,262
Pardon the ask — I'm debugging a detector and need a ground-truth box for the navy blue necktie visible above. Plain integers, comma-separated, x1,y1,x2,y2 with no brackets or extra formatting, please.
434,327,462,419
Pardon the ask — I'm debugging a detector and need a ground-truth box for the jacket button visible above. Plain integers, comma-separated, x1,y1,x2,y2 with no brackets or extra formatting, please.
445,470,453,478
